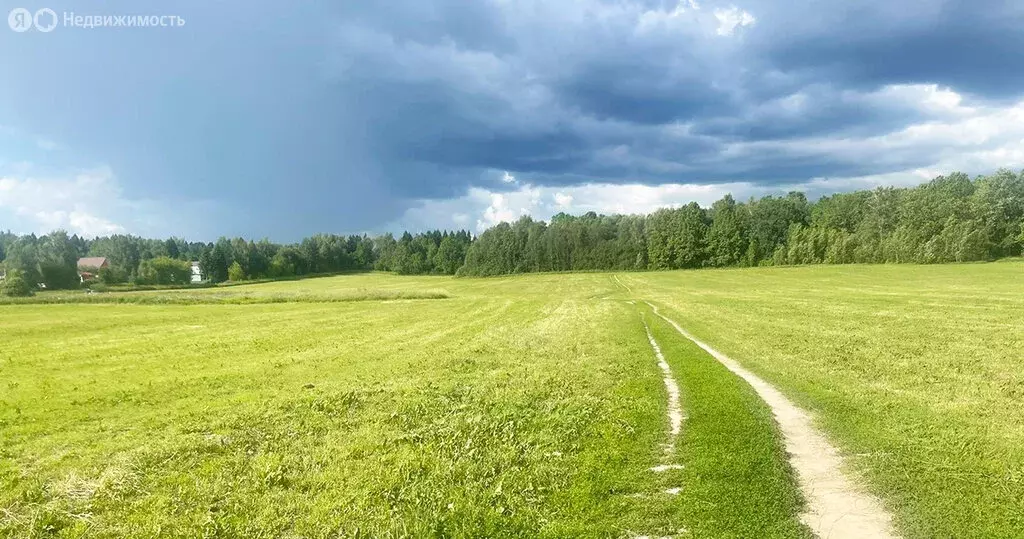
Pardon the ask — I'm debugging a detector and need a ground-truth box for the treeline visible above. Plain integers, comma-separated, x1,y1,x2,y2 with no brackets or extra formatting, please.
2,170,1022,294
0,229,472,294
196,230,471,282
459,170,1024,275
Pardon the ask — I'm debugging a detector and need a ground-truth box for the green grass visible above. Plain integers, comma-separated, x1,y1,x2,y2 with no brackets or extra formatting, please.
0,273,808,537
641,307,810,538
620,260,1024,537
3,263,1022,537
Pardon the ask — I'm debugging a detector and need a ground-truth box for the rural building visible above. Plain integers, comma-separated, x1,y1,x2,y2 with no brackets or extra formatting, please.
191,261,203,283
77,257,109,282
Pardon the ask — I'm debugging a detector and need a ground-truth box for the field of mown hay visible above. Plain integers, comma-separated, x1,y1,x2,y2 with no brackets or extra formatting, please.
2,261,1022,537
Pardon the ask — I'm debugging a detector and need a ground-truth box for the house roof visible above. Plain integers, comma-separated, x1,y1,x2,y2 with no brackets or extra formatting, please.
77,257,108,269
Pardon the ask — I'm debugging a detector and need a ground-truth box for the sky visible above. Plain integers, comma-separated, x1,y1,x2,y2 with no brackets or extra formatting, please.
2,0,1023,241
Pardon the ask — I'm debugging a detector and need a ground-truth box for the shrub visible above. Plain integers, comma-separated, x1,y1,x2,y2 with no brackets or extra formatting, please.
2,270,35,297
39,262,80,290
85,281,109,292
138,257,192,285
98,266,128,285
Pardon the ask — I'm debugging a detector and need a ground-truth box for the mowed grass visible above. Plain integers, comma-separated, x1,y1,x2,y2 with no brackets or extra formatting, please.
621,260,1024,538
4,262,1022,537
640,308,810,538
0,273,808,537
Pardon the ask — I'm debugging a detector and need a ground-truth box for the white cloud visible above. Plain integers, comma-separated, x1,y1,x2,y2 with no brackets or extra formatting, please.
724,97,1024,173
0,168,127,236
479,193,517,230
390,180,763,233
714,6,756,36
0,166,213,238
389,135,1023,235
35,137,60,151
501,171,517,183
637,0,699,30
851,84,975,117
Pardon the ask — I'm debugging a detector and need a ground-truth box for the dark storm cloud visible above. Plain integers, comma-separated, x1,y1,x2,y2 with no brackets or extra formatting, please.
691,87,932,142
4,0,1020,239
554,64,737,126
327,0,1023,199
758,0,1024,97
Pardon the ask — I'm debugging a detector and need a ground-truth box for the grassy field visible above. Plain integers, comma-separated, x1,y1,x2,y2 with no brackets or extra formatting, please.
621,261,1024,537
0,274,808,537
2,262,1022,537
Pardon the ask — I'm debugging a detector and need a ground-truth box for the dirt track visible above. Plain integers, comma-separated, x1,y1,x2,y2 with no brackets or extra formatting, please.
645,301,898,539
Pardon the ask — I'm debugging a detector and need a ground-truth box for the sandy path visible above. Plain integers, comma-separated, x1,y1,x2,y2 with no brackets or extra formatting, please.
646,302,898,539
642,319,684,455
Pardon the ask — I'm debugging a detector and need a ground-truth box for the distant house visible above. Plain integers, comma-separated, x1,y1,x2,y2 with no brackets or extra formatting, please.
191,261,203,283
77,257,109,282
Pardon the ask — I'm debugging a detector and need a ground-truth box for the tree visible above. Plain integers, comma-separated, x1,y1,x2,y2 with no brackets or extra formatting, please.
1,269,34,297
373,233,398,271
164,238,181,259
38,231,80,289
813,192,869,231
200,239,233,283
1018,223,1024,255
646,208,677,270
462,223,515,276
747,193,809,265
435,234,467,275
707,195,748,267
646,204,709,269
392,237,429,275
4,236,41,286
351,235,375,268
970,169,1024,258
89,235,142,277
268,252,296,277
227,261,246,282
277,246,307,276
616,215,647,270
